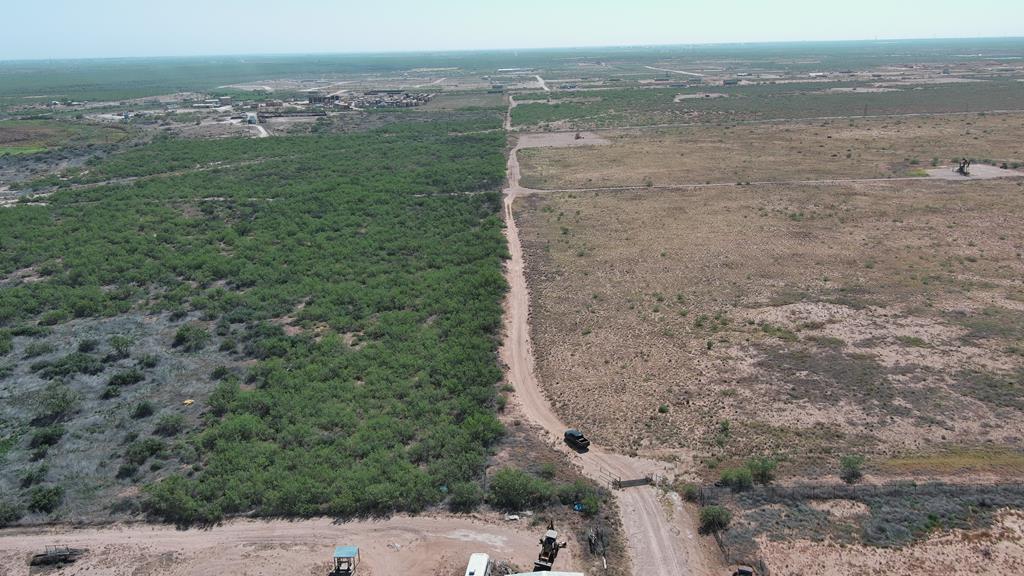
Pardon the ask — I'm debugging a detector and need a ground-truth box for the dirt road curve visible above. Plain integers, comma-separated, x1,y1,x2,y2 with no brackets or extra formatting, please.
644,65,704,78
500,102,712,576
0,515,564,576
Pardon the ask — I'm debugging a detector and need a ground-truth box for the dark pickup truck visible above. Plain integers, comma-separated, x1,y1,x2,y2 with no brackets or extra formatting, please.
564,429,590,451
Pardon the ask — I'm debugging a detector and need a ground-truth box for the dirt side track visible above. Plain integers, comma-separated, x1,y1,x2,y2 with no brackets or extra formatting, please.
500,103,718,576
0,515,567,576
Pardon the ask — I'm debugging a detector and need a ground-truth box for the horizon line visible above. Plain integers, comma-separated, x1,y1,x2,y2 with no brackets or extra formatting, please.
2,34,1022,65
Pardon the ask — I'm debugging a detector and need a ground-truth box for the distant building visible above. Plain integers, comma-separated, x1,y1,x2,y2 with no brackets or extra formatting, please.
308,94,341,105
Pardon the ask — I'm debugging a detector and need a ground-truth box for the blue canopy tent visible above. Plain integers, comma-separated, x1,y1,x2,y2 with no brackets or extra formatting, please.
332,546,359,575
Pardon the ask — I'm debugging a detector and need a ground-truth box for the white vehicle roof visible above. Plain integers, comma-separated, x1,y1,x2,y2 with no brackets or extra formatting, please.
465,553,491,576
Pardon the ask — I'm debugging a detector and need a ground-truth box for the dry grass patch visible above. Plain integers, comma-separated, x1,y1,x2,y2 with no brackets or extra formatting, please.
879,449,1024,477
517,178,1024,474
518,113,1024,189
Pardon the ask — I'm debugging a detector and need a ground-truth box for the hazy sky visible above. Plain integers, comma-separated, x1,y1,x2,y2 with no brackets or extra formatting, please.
3,0,1023,60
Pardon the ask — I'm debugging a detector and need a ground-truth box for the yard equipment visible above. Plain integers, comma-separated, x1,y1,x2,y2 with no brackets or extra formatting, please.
330,545,359,576
955,158,972,176
532,521,567,572
29,546,86,566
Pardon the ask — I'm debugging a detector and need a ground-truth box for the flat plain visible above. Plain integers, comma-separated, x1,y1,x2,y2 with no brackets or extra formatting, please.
3,38,1024,576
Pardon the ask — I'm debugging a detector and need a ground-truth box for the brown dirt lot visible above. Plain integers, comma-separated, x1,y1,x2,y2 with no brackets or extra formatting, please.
517,113,1024,189
0,514,567,576
516,177,1024,477
760,509,1024,576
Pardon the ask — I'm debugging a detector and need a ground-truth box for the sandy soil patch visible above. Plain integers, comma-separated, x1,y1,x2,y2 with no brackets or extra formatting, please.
927,164,1024,180
674,93,729,101
517,132,610,149
808,499,871,519
876,77,986,86
760,509,1024,576
819,87,902,94
0,514,566,576
518,113,1024,189
517,178,1024,469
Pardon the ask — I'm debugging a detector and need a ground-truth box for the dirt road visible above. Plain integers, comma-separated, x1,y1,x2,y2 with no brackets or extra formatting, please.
0,514,563,576
535,75,550,92
513,169,1024,196
521,108,1024,134
644,65,705,77
500,100,714,576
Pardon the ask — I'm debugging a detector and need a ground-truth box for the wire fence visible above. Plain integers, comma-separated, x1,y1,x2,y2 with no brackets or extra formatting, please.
712,532,770,576
698,480,1024,506
700,481,1024,574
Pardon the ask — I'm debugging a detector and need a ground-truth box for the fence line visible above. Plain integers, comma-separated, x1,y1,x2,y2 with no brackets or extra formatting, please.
699,480,1024,506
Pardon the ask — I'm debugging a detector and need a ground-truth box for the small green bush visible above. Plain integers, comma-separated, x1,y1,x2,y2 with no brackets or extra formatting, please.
22,342,54,359
0,501,23,526
143,475,209,524
487,468,554,511
29,425,65,448
719,467,753,492
173,325,210,352
211,365,232,380
538,462,557,480
38,353,103,379
109,335,134,358
77,339,99,353
680,483,699,502
35,383,81,423
131,401,155,419
154,414,186,436
109,368,144,387
557,479,598,507
125,438,165,465
746,456,778,485
38,310,69,326
27,485,64,513
579,493,601,517
19,465,48,488
699,505,732,534
448,482,484,513
840,454,865,484
117,463,138,479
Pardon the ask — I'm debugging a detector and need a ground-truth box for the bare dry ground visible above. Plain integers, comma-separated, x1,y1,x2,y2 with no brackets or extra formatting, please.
516,177,1024,475
518,113,1024,189
0,313,237,523
760,509,1024,576
0,514,566,576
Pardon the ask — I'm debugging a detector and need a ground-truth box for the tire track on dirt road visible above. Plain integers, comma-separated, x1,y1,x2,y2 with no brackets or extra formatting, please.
499,99,712,576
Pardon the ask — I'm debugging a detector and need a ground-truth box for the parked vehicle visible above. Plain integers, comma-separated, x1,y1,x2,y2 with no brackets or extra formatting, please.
564,429,590,450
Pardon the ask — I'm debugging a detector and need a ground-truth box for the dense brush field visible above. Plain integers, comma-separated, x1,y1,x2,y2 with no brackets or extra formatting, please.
0,121,511,522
